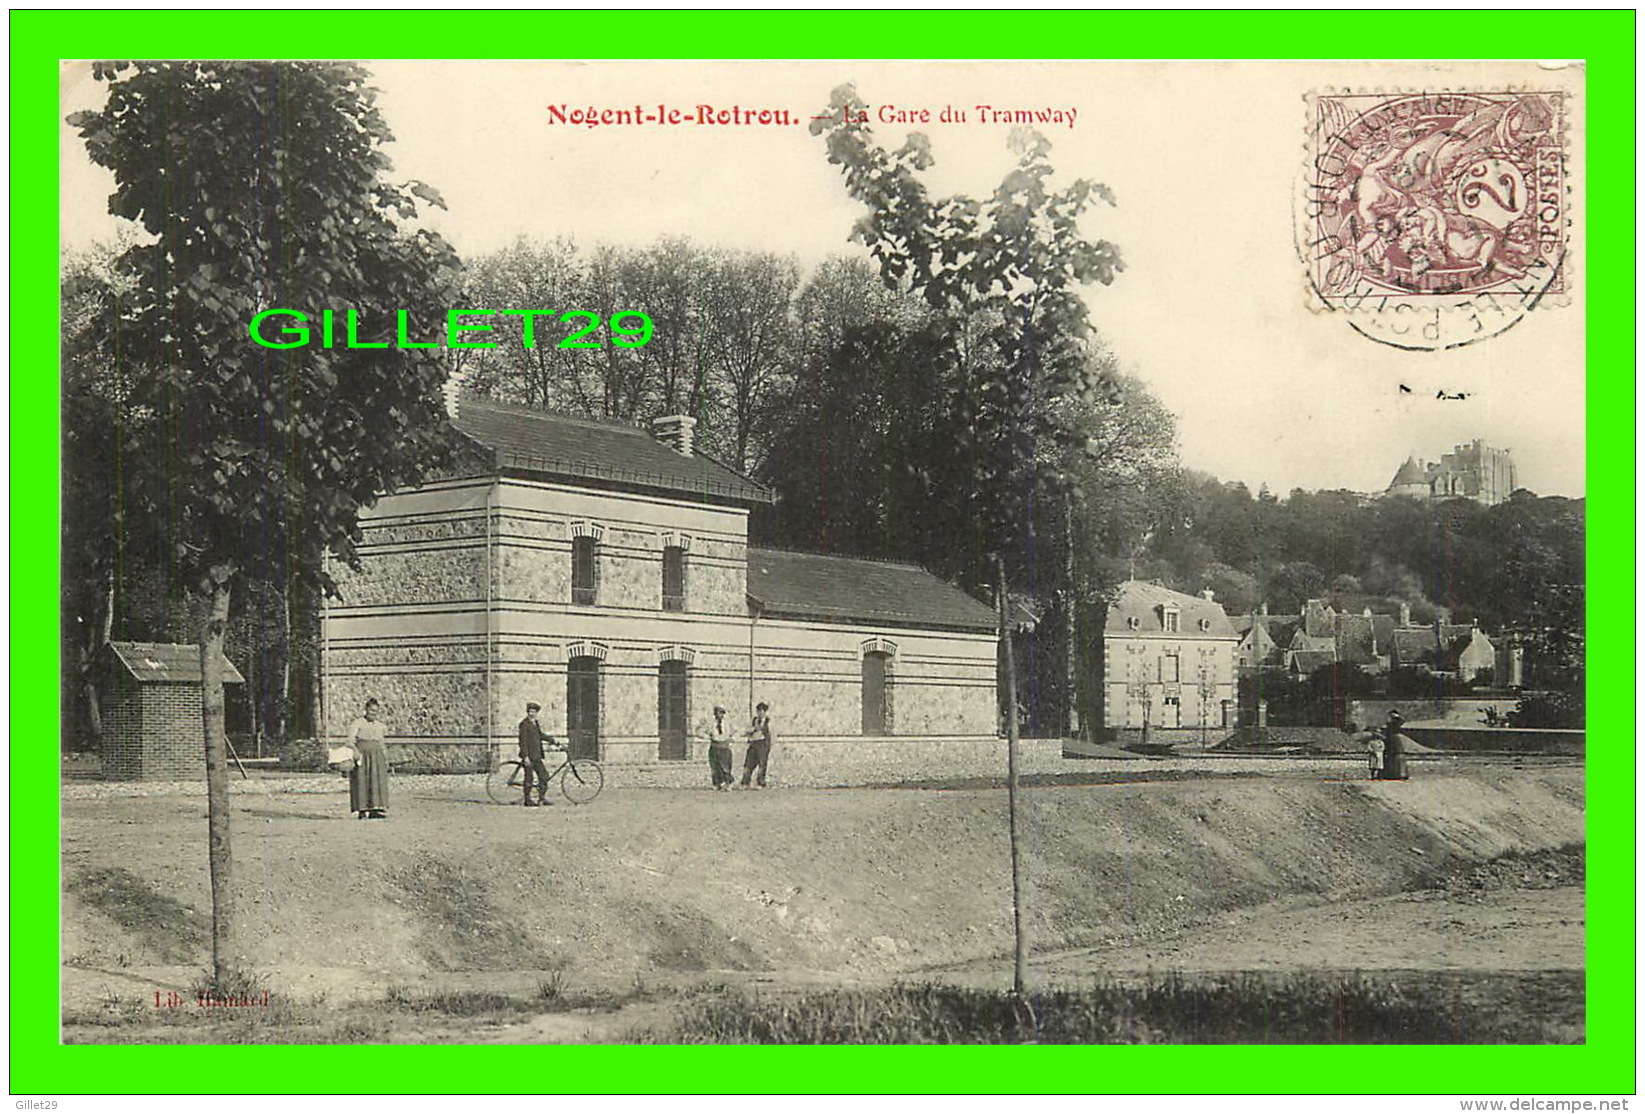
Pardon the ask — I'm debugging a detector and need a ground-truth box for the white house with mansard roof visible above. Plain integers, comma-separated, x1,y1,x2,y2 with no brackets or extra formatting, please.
1096,580,1239,742
323,397,999,769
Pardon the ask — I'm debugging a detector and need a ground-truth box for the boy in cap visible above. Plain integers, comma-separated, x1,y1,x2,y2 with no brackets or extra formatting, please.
518,701,552,806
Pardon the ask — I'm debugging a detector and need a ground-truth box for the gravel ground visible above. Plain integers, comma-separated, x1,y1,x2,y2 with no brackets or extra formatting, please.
61,745,1572,800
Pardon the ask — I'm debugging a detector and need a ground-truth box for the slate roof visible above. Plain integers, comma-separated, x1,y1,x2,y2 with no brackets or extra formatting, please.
1104,581,1238,640
1231,612,1299,641
1302,600,1337,638
452,398,773,505
1289,631,1336,655
109,642,245,684
1264,618,1301,646
1389,456,1430,488
1289,650,1338,674
1390,628,1445,663
1370,614,1397,652
746,548,996,633
1333,613,1379,664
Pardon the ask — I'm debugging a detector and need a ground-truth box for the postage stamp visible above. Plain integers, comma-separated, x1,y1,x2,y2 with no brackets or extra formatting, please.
1301,90,1568,351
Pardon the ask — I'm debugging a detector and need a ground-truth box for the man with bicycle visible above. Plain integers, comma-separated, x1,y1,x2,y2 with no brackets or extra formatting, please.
518,701,554,807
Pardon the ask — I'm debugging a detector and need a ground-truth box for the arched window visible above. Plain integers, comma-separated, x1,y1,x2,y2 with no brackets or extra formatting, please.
566,656,601,759
662,545,686,612
570,522,604,606
658,660,689,760
861,640,897,736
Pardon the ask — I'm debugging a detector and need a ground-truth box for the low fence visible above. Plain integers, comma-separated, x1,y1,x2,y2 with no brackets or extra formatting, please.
1402,725,1584,755
1349,698,1517,729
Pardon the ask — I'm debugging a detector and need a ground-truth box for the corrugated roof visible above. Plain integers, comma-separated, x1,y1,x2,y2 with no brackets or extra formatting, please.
1104,581,1237,639
452,398,774,505
746,548,996,632
109,642,245,684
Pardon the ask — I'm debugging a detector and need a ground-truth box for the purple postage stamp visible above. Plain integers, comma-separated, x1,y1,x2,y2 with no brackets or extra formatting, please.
1302,90,1568,351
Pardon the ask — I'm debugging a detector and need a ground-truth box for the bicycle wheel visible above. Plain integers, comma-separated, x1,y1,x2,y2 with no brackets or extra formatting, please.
487,760,526,805
559,759,603,805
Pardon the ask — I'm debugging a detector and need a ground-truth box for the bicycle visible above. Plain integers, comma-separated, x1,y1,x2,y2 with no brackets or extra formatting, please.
487,746,604,806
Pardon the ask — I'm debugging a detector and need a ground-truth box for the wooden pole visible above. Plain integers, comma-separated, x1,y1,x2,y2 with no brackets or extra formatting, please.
998,556,1029,998
200,573,237,987
1064,489,1078,740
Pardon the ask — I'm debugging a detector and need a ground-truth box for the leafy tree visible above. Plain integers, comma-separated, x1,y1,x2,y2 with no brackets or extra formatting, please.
1268,561,1327,613
698,251,801,473
458,236,588,409
763,318,968,566
69,61,462,986
811,84,1123,996
811,87,1122,555
60,244,143,748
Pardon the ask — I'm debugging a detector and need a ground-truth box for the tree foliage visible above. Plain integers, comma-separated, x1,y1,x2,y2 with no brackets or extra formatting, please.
69,61,463,598
69,59,465,984
810,84,1124,559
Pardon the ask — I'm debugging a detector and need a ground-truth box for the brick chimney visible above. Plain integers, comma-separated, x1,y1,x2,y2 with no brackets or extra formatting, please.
1200,588,1215,601
651,415,697,457
1398,601,1411,628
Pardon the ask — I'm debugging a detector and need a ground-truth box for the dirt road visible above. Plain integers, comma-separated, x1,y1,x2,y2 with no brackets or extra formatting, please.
61,759,1584,1040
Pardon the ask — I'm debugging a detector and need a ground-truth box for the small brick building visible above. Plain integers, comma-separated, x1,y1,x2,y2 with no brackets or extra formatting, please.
102,641,244,781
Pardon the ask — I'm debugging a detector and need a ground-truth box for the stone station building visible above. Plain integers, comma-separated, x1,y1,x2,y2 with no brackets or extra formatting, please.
323,399,999,770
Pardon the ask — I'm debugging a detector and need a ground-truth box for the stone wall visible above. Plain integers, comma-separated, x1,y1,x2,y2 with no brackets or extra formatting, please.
494,479,749,616
324,474,999,768
324,478,495,755
751,620,997,739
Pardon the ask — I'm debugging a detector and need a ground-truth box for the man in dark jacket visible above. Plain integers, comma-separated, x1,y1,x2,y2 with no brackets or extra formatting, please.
741,702,774,788
518,702,553,806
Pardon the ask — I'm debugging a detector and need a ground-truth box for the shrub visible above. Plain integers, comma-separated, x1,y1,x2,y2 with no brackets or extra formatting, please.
631,974,1574,1044
1509,690,1585,729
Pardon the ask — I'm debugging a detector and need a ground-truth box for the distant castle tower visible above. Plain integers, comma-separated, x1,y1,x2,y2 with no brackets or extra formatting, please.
1384,440,1517,506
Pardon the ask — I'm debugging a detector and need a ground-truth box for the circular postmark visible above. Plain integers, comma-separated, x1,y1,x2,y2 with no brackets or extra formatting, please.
1299,90,1568,351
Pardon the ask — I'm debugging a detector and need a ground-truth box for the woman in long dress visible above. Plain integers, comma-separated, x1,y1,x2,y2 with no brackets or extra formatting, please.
347,698,391,819
1382,710,1408,781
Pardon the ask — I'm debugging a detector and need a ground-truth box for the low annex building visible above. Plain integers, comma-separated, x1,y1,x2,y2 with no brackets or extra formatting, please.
323,399,999,768
1095,581,1238,741
102,641,245,781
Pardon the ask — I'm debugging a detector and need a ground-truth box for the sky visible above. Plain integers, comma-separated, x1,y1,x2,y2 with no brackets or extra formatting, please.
59,59,1587,498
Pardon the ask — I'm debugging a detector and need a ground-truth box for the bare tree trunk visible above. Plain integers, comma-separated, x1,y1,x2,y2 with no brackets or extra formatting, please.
1064,489,1078,739
276,584,291,751
998,556,1029,998
244,607,259,747
199,571,237,987
81,570,118,742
